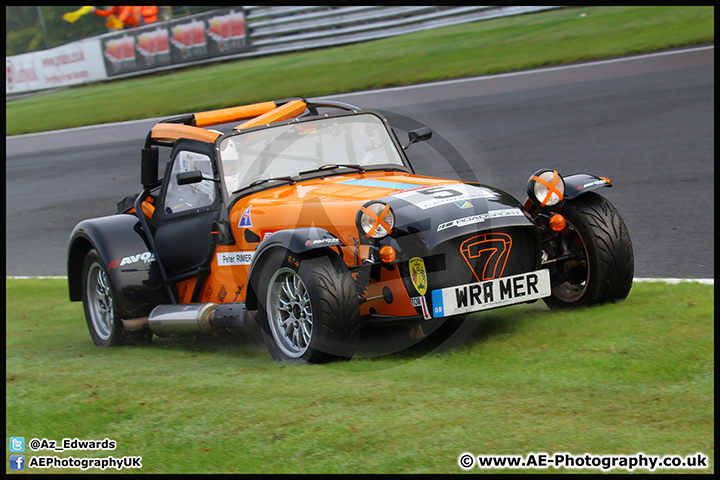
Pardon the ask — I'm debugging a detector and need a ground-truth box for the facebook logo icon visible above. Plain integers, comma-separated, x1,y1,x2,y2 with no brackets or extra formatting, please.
10,455,25,470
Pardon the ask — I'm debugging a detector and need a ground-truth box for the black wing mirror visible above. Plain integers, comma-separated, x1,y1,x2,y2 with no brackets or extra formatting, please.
141,147,159,189
403,127,432,149
176,170,219,185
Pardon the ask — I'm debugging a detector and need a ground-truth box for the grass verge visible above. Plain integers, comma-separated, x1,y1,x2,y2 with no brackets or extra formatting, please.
5,6,714,136
5,278,714,473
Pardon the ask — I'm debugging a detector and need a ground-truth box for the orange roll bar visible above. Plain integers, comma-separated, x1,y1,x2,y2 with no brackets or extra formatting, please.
151,123,221,143
193,101,277,128
234,99,307,130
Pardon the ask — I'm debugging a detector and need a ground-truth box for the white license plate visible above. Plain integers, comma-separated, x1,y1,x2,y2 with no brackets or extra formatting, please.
430,269,551,318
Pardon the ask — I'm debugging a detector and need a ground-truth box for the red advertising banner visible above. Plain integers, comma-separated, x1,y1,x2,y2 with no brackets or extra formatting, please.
101,7,251,76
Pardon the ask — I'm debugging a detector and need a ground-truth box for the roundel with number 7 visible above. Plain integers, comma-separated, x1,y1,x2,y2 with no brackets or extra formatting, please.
460,233,512,282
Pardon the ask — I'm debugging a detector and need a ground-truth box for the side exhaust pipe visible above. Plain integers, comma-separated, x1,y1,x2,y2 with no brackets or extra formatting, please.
122,303,249,337
149,303,217,336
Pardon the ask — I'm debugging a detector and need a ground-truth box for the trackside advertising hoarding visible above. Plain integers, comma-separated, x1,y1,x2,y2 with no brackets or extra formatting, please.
101,8,251,77
6,40,108,94
6,8,251,94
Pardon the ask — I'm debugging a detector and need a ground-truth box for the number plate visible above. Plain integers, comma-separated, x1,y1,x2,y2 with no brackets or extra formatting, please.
431,269,551,318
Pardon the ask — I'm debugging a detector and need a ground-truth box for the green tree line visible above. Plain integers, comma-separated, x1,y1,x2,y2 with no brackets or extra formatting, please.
6,6,219,56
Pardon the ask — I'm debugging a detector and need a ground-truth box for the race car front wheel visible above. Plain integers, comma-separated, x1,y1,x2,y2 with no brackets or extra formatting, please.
542,192,634,308
256,250,360,364
81,249,152,346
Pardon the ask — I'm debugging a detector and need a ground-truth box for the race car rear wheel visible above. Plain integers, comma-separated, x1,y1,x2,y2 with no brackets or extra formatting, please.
542,192,633,308
256,250,360,364
81,249,152,346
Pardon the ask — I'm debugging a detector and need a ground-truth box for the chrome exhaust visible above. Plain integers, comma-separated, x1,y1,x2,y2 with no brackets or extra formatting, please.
148,303,217,336
122,303,248,337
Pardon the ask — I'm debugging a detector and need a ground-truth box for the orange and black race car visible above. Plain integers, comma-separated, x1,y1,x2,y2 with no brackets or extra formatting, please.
67,98,634,363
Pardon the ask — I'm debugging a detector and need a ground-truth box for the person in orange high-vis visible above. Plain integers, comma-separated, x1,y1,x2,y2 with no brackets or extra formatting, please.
92,6,120,18
141,6,159,24
92,6,142,28
117,6,142,27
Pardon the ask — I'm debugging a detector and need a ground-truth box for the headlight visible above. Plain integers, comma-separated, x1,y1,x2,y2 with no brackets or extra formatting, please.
527,169,565,207
357,201,394,239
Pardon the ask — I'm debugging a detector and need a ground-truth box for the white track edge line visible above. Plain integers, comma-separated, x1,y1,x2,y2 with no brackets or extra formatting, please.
6,276,714,285
632,278,714,285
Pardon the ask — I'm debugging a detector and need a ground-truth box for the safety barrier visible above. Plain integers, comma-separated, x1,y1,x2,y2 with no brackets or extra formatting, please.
244,6,558,55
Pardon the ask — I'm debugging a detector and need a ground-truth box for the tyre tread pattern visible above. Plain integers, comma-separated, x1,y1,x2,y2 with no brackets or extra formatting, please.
306,254,361,361
573,192,634,303
256,250,360,363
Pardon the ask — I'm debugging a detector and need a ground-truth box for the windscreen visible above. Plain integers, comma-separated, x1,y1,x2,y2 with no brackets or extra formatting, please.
219,113,405,194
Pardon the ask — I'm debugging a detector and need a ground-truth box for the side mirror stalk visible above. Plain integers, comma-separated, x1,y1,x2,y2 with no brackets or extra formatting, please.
403,127,432,150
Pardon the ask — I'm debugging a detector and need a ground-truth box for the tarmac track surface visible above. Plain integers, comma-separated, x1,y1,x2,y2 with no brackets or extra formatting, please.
5,46,713,279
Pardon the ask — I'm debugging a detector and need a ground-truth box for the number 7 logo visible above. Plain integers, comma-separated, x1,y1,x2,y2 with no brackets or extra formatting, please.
459,233,512,281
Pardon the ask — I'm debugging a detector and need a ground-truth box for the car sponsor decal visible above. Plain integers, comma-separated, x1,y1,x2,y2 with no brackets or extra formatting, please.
431,269,551,318
305,237,342,247
420,297,431,320
391,184,496,210
409,257,428,296
261,229,280,241
238,205,252,227
338,179,426,190
217,251,254,266
460,233,512,282
437,208,524,231
577,179,609,190
410,296,432,320
455,200,473,209
217,284,227,303
107,251,155,270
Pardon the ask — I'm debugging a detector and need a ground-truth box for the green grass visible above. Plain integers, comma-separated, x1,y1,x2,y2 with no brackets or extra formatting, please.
6,278,714,473
5,6,714,136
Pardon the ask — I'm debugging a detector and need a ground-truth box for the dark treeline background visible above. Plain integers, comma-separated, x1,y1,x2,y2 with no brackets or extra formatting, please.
6,6,219,56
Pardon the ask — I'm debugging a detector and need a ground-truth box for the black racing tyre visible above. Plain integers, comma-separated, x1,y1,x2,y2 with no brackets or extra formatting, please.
543,192,634,309
81,249,153,346
256,250,361,364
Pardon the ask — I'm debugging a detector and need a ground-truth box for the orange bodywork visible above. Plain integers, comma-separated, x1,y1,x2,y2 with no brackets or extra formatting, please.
124,198,155,218
189,172,462,318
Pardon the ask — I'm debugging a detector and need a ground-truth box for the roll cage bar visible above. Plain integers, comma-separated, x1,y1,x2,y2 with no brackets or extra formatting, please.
143,98,362,149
